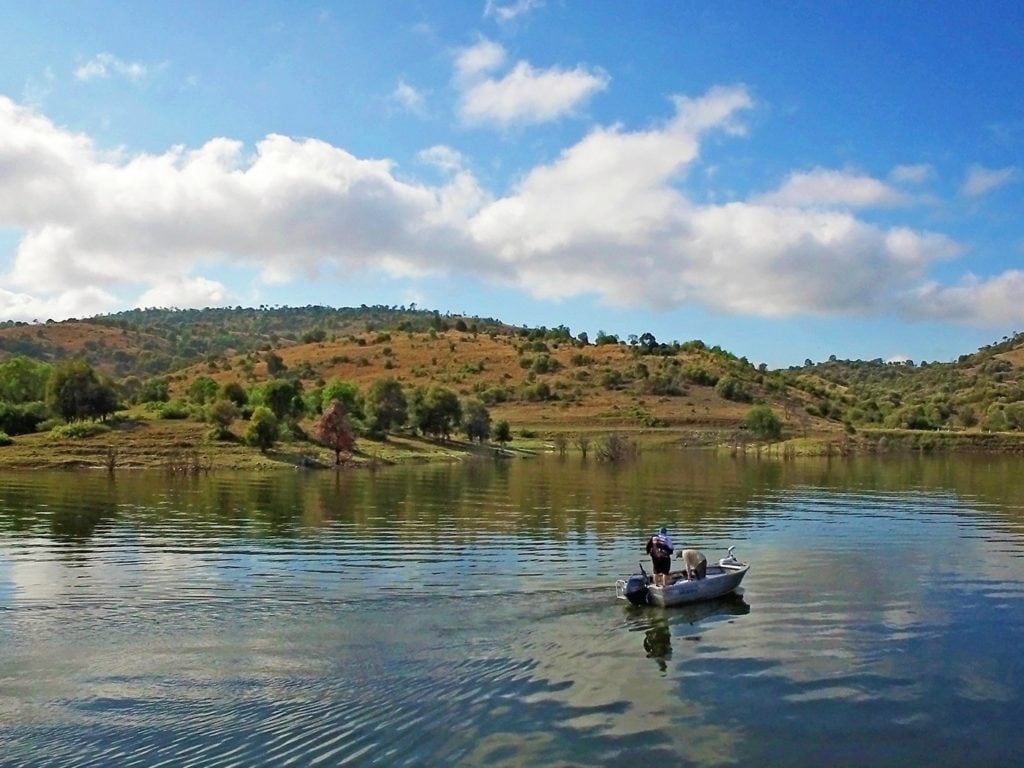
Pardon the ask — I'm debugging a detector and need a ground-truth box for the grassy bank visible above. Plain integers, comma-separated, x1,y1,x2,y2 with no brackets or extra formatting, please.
4,411,1024,473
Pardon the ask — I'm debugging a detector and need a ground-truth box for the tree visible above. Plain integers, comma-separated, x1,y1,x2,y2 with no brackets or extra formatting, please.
365,378,407,434
744,405,783,440
411,385,462,439
245,406,278,452
494,419,512,446
317,399,356,465
220,381,248,407
716,375,752,403
322,378,364,423
46,360,118,423
187,376,219,405
983,405,1009,433
462,399,491,443
138,377,169,403
0,356,51,403
261,378,304,422
207,399,239,439
264,351,287,376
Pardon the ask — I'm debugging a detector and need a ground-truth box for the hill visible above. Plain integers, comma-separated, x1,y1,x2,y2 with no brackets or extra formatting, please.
785,330,1024,432
4,305,1024,470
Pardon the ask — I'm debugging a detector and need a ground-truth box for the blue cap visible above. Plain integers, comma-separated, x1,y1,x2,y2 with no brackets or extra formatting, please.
659,526,667,535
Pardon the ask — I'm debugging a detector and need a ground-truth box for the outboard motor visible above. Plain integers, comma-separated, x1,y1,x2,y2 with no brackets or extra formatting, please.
718,546,739,567
623,563,651,606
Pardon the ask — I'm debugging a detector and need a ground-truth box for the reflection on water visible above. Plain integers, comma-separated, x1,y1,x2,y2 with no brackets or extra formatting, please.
2,452,1024,766
630,594,751,672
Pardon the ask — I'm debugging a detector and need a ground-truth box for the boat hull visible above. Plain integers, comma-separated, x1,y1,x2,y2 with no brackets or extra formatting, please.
616,563,749,607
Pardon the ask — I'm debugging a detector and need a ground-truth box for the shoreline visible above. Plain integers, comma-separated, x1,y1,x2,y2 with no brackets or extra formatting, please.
3,416,1024,472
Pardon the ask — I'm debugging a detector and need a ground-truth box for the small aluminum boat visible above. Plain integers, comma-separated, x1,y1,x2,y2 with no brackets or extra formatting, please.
615,547,749,607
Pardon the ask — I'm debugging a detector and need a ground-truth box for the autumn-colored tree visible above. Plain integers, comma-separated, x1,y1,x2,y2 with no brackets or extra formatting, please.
318,399,356,465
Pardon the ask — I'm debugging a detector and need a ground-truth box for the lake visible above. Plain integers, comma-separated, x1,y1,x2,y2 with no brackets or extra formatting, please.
3,451,1024,766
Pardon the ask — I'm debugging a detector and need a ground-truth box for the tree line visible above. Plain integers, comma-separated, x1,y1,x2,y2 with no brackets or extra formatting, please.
0,354,509,459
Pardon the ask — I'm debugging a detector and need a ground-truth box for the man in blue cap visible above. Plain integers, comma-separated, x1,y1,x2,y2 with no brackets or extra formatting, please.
645,526,674,586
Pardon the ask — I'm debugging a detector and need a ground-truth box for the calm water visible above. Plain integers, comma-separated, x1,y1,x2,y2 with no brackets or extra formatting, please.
3,452,1024,767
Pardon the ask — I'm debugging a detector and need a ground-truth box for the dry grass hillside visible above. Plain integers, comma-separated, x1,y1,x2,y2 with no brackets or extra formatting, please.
0,321,168,362
168,327,835,438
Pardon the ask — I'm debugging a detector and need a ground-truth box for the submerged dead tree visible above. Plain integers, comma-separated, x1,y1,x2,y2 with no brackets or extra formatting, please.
596,433,640,463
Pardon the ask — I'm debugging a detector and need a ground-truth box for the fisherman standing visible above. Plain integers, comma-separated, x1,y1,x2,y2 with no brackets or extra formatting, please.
645,526,674,586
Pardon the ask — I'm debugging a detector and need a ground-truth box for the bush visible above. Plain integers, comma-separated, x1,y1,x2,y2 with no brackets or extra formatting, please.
245,406,279,452
0,431,12,447
682,365,718,387
50,422,112,439
0,401,47,436
157,401,190,420
716,375,752,403
744,405,783,440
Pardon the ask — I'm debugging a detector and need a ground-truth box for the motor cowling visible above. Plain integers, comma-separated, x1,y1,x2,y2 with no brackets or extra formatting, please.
623,574,650,606
718,545,739,567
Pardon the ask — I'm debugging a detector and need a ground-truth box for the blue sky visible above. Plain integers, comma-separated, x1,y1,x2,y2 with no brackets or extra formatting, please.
1,1,1022,367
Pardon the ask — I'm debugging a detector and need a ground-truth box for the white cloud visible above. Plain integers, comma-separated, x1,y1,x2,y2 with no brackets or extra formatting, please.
484,0,543,23
418,145,465,173
469,86,961,317
392,79,426,116
454,39,608,127
889,164,933,184
0,90,978,325
454,39,507,82
961,164,1017,197
0,95,484,317
0,285,118,322
901,271,1024,326
74,52,148,83
135,276,230,310
755,167,909,209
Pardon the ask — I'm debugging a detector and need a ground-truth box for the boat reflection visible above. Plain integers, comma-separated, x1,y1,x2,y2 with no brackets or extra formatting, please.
626,592,751,671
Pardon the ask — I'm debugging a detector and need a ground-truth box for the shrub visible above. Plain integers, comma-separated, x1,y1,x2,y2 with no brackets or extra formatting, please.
0,431,13,447
682,365,718,386
245,406,279,452
50,422,112,439
0,401,47,436
744,405,783,440
157,401,190,420
715,375,752,402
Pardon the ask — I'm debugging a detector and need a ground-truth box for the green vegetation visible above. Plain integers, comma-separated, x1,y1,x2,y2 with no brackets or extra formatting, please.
5,306,1024,470
744,405,783,440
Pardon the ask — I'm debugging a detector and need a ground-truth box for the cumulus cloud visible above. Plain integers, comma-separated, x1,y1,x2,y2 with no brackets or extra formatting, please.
755,167,909,209
392,79,426,116
418,145,465,173
901,271,1024,326
0,285,119,321
135,276,230,310
454,39,608,126
0,95,484,318
469,86,961,317
961,164,1017,197
0,90,989,325
484,0,543,23
74,52,148,83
